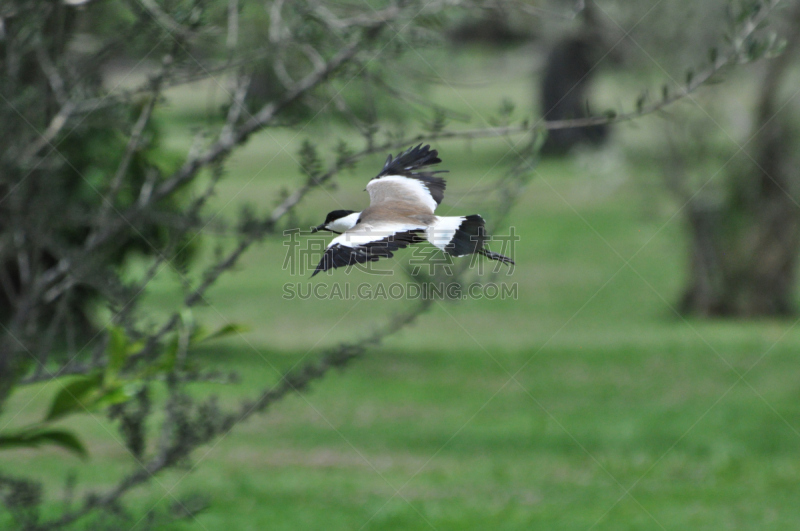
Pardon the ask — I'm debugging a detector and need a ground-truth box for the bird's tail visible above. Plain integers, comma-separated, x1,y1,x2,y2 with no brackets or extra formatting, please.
479,248,515,265
427,214,514,266
427,214,484,256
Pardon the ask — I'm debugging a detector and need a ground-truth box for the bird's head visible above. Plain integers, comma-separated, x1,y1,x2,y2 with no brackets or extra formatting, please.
312,210,359,234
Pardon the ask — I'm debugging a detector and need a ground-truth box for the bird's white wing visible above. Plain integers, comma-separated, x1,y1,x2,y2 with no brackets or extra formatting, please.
366,176,440,213
367,144,447,213
329,221,426,248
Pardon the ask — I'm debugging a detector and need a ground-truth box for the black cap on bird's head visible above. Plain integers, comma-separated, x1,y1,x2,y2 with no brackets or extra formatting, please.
311,209,356,233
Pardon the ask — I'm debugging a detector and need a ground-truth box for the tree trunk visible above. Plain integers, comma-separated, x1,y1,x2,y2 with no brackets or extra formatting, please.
681,7,800,317
681,189,800,317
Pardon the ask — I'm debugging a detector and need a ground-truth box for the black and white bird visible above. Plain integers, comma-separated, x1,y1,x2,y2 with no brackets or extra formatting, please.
310,144,514,276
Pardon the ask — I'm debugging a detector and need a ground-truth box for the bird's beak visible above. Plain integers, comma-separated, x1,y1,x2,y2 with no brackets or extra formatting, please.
311,224,325,233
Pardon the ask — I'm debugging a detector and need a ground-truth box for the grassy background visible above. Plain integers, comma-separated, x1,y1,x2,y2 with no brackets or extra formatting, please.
3,48,800,530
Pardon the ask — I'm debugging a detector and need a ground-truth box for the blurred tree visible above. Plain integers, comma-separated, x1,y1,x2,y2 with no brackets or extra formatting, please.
559,0,795,316
0,1,192,357
642,1,800,316
539,0,613,154
677,3,800,316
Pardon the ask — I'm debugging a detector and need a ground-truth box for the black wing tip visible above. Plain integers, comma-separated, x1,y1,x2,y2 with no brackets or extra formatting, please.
375,144,448,205
379,144,443,177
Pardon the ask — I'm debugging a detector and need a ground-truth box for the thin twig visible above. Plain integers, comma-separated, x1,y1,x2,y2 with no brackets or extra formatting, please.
94,77,163,231
34,41,68,106
20,101,76,162
154,31,381,202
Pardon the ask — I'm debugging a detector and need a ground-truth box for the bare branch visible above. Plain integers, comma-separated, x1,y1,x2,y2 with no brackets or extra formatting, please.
154,27,386,202
219,74,251,146
131,0,196,40
34,41,67,106
20,101,75,162
226,0,239,51
233,298,434,424
37,297,435,530
313,4,401,32
94,79,162,230
268,0,287,44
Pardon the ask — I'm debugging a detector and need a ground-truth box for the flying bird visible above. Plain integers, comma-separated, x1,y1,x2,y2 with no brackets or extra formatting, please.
310,144,514,276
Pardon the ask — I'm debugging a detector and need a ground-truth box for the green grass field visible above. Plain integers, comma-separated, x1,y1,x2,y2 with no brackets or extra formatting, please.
3,49,800,530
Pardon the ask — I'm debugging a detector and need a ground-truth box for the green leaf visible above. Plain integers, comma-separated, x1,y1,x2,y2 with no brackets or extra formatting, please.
127,338,146,355
106,325,128,382
334,139,355,171
424,107,448,134
161,335,180,372
137,335,180,378
45,374,103,422
93,382,142,409
32,430,89,459
189,325,208,345
196,323,248,344
0,428,88,459
298,140,324,183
